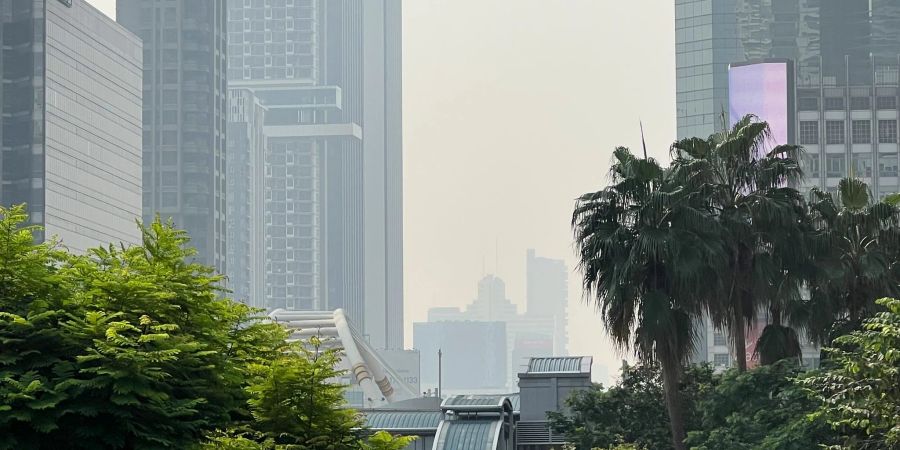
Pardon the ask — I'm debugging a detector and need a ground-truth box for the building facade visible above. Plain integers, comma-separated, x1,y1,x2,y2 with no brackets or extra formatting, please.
0,0,143,251
227,88,267,308
226,0,403,349
117,0,228,273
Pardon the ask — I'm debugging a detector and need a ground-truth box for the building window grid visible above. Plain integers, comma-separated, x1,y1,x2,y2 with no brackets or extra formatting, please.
799,120,819,145
826,121,845,144
852,120,871,144
879,120,898,143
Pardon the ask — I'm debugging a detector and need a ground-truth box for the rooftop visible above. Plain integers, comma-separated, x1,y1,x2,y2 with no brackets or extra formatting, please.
434,420,503,450
524,356,592,375
364,411,442,431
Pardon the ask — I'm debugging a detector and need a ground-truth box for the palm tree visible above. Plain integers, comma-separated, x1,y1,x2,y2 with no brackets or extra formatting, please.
572,148,724,450
670,114,805,371
802,177,900,343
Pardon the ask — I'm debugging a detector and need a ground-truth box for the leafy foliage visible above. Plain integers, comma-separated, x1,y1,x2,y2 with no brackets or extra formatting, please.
0,204,289,449
804,297,900,449
243,338,364,449
549,364,715,450
685,361,837,450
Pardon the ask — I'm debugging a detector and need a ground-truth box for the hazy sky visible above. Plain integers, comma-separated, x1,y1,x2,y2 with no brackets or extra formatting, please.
86,0,676,384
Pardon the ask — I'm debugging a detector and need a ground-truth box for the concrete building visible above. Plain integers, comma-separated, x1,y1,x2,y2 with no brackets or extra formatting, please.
117,0,228,273
0,0,143,251
227,89,267,308
226,0,404,350
526,249,568,356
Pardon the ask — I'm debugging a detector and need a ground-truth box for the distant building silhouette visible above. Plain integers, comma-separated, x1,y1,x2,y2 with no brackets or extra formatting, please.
420,252,569,391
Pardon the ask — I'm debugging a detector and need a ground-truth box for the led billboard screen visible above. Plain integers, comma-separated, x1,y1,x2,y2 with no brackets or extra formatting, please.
729,61,791,147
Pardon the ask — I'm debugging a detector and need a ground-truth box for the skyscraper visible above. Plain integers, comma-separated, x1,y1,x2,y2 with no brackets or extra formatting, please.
227,0,403,349
0,0,143,251
117,0,228,273
227,89,267,308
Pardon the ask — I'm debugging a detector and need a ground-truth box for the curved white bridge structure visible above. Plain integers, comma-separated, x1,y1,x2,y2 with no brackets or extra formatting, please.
269,309,418,407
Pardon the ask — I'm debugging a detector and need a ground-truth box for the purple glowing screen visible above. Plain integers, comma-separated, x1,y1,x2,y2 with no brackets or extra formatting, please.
729,62,789,146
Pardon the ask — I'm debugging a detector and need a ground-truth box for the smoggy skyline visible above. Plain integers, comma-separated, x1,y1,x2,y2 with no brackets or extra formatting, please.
85,0,676,383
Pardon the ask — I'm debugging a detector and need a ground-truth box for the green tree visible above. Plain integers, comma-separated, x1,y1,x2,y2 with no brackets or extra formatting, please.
671,114,807,371
572,148,725,450
803,179,900,344
804,297,900,449
548,364,715,450
0,204,288,449
242,337,364,450
685,361,836,450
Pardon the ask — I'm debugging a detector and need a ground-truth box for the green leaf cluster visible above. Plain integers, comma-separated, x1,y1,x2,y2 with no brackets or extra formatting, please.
804,297,900,449
0,204,289,449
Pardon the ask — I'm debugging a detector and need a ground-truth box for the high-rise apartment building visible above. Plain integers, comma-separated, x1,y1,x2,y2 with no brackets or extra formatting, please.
0,0,143,251
117,0,228,273
226,0,403,349
676,0,900,368
227,89,267,308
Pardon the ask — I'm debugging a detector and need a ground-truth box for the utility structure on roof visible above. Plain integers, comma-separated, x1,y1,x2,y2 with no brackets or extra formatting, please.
516,356,592,449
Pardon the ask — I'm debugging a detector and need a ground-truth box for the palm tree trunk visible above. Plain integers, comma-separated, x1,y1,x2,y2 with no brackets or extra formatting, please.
659,357,687,450
731,312,748,372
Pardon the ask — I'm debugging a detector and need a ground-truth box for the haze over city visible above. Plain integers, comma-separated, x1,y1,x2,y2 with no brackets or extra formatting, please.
5,1,898,448
84,0,676,383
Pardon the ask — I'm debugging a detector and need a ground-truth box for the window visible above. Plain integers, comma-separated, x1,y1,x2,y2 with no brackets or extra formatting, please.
713,331,726,346
852,120,871,143
799,121,819,144
826,120,845,144
824,97,845,111
851,96,871,110
826,154,846,178
161,171,178,186
713,353,730,367
878,96,897,110
879,152,899,177
803,153,821,178
161,192,178,207
798,97,819,111
879,120,898,143
852,153,873,177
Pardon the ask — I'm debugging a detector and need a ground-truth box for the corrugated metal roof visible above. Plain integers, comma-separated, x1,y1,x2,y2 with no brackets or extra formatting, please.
442,395,507,408
364,411,442,430
437,420,501,450
526,356,592,374
507,393,520,413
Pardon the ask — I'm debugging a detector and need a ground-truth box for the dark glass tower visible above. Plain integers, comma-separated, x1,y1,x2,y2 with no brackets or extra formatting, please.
117,0,228,273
